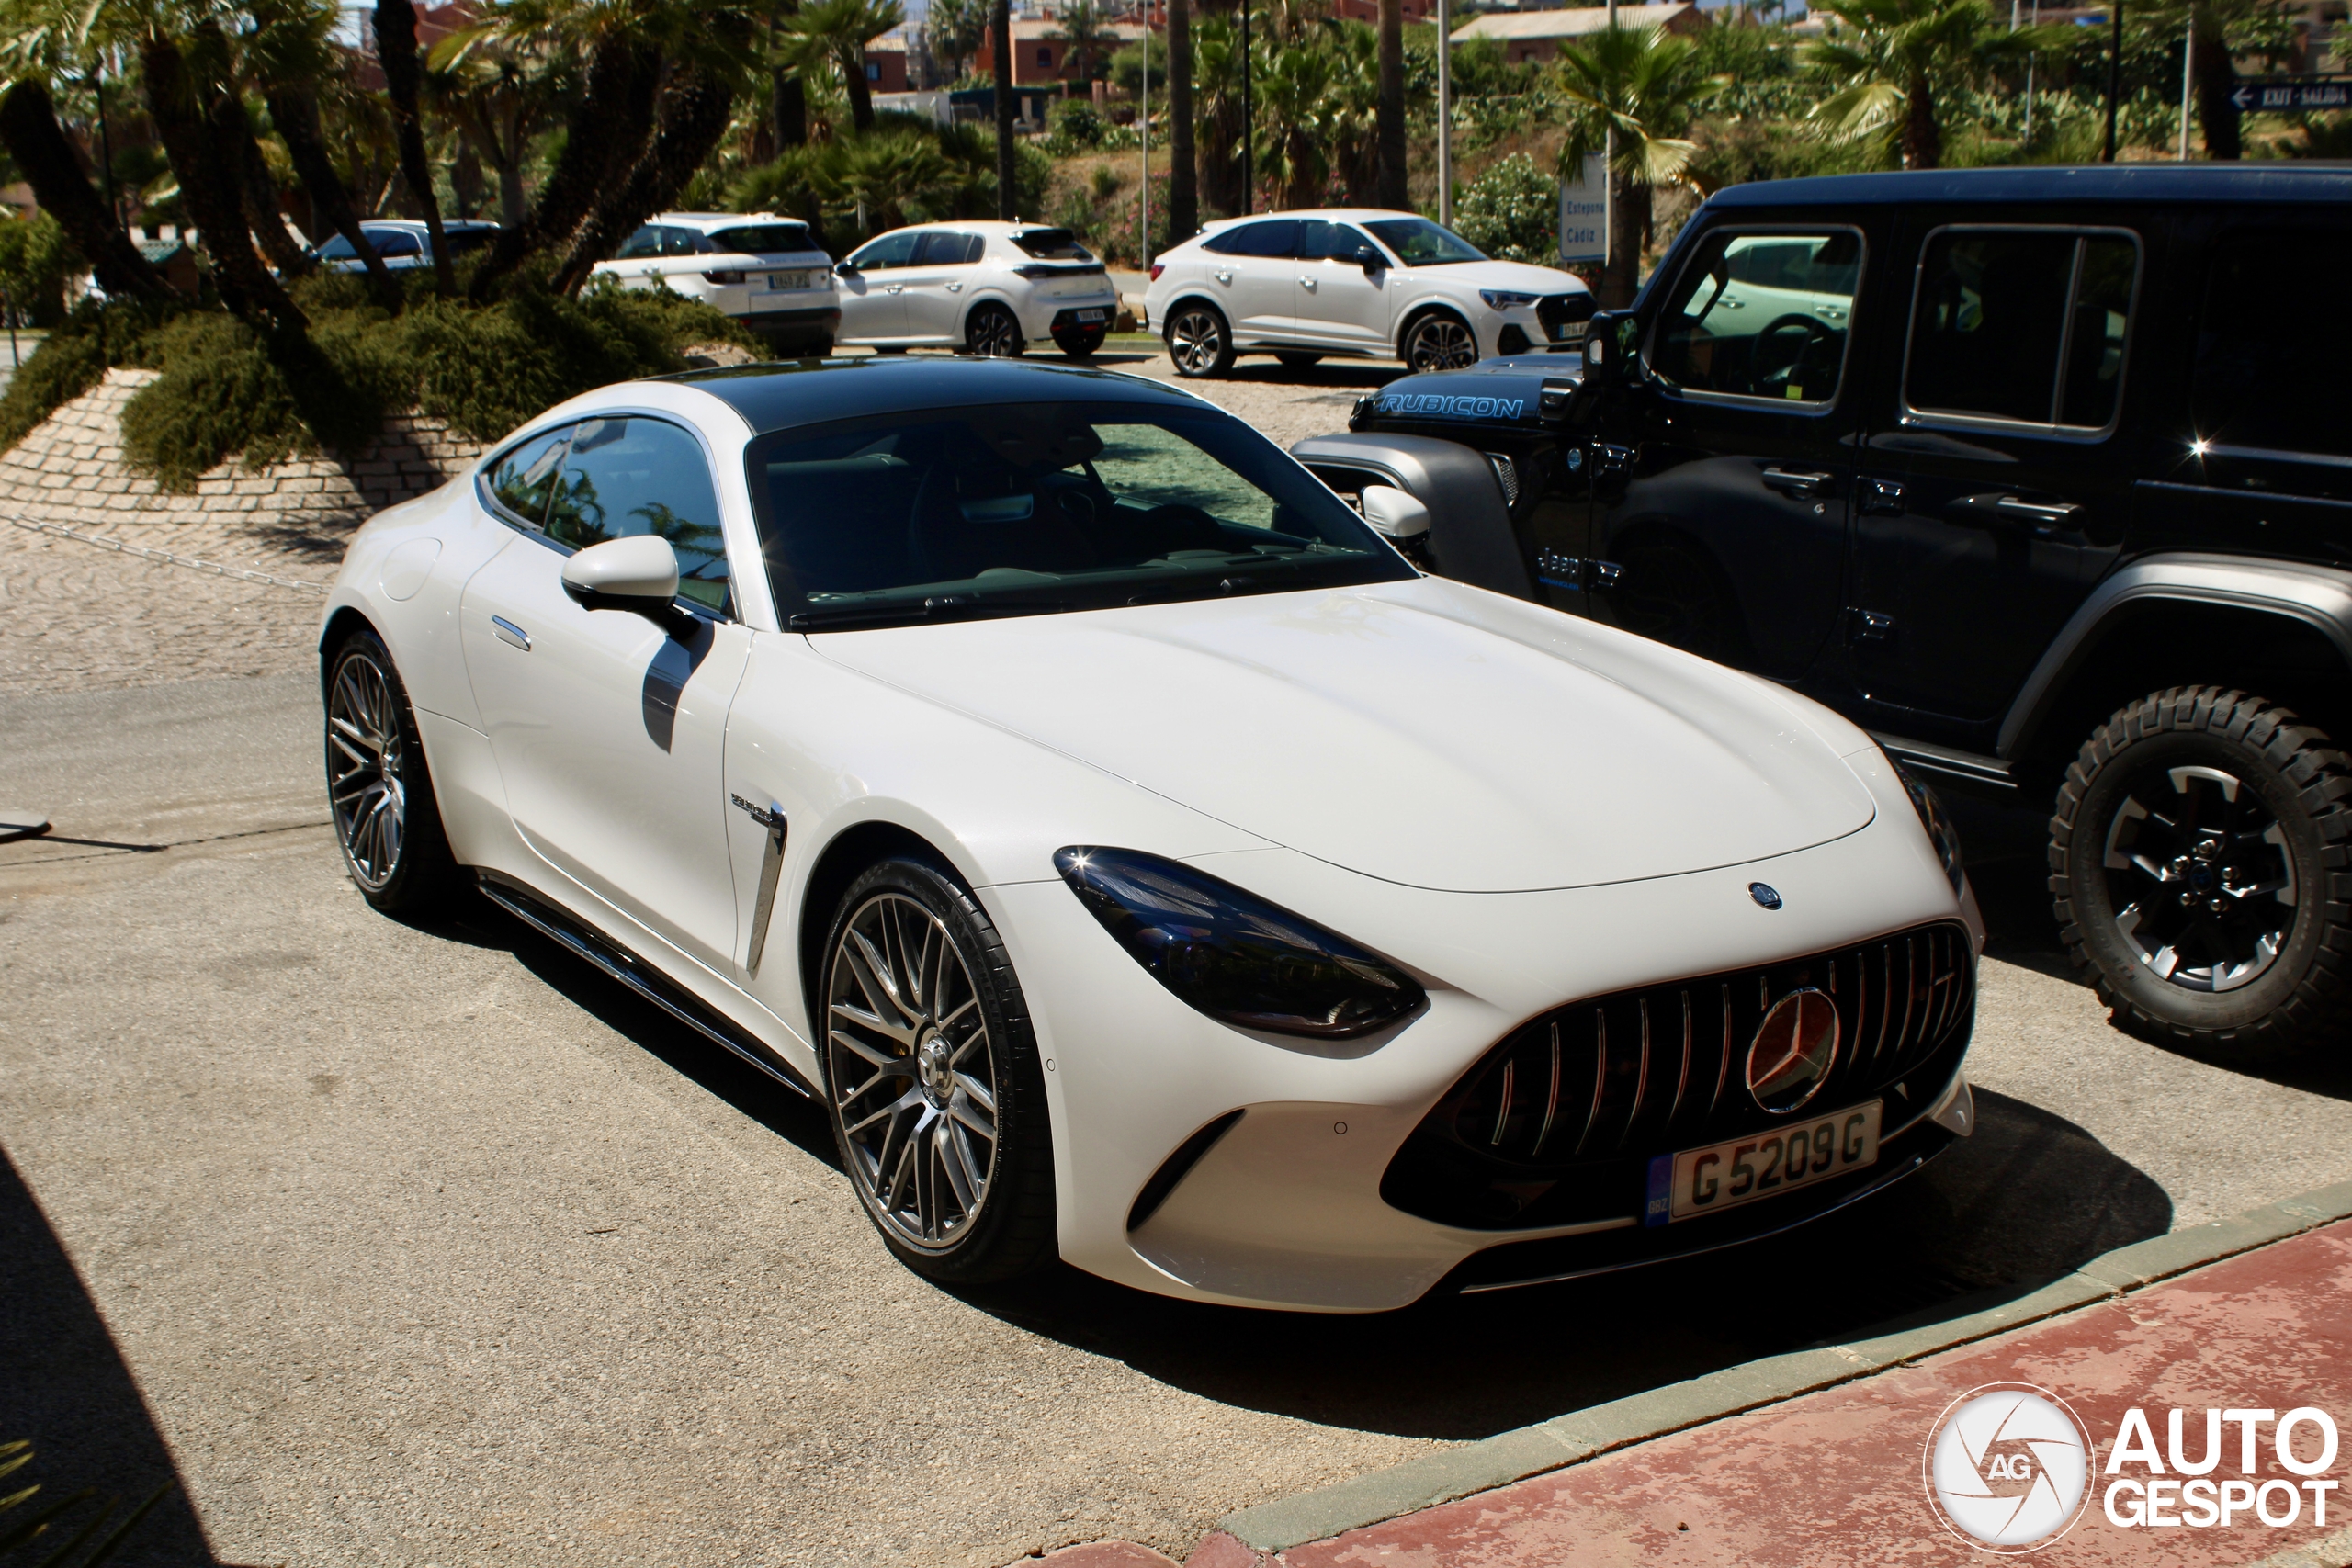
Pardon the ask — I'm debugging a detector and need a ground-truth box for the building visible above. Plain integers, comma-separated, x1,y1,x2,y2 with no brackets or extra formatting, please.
1450,1,1701,62
1330,0,1436,21
986,16,1150,85
865,25,914,94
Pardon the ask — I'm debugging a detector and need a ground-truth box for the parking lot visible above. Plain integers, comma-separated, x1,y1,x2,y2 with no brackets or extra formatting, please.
7,355,2352,1568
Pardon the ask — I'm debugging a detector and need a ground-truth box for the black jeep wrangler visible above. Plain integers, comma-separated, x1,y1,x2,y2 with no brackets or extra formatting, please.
1298,164,2352,1054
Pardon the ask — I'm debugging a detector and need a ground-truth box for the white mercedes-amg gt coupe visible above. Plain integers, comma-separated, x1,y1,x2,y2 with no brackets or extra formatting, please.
320,356,1983,1313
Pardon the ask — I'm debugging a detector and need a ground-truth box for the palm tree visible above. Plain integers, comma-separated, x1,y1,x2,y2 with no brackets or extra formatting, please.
1554,24,1725,306
1374,0,1404,207
374,0,455,294
924,0,987,79
781,0,903,131
1046,0,1121,82
1804,0,2043,170
1167,0,1195,238
1255,40,1332,209
427,24,567,229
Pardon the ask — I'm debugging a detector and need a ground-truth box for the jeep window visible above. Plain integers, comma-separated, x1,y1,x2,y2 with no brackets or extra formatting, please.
1904,229,2139,433
1650,230,1860,406
2193,230,2350,460
1362,219,1485,266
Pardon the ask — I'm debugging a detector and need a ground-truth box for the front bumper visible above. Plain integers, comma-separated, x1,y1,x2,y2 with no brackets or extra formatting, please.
982,774,1976,1313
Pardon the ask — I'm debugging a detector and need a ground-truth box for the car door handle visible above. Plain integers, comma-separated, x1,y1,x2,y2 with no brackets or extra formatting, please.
945,281,963,292
491,615,530,651
1761,468,1833,496
1860,478,1905,515
1994,495,2083,523
885,284,904,294
1299,276,1317,291
1214,269,1234,285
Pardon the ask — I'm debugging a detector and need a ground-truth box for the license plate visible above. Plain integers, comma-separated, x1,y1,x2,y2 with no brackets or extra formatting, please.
1073,309,1107,323
764,271,813,291
1645,1100,1881,1226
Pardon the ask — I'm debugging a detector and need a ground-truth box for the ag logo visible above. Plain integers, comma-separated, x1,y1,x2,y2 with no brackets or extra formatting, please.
1924,1383,2093,1553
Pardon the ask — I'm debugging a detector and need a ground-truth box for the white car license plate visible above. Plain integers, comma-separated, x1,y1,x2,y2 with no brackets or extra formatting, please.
1073,308,1107,323
1645,1100,1881,1226
763,271,813,291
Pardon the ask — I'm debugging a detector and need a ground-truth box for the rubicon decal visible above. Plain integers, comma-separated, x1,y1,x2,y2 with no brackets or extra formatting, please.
1923,1384,2094,1553
1374,392,1526,420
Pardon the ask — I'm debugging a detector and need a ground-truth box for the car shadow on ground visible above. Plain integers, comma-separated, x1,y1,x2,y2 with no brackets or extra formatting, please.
0,1147,220,1567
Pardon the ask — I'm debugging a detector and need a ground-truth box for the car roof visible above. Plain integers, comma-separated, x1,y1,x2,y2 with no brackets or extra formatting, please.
668,357,1213,438
1198,209,1419,230
1707,164,2352,209
359,218,498,231
652,211,810,231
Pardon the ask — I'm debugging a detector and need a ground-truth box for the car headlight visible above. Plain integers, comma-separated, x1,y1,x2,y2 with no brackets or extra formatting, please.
1054,846,1425,1038
1480,289,1540,310
1880,749,1966,896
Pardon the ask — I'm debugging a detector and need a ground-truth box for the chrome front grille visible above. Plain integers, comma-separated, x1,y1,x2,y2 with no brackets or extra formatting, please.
1383,920,1974,1229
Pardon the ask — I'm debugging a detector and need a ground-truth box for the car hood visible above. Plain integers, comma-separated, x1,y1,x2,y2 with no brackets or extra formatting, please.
807,578,1876,893
1428,260,1588,297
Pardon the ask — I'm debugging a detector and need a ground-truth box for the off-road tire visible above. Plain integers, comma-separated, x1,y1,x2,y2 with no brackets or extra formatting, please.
325,626,462,916
2050,685,2352,1054
819,855,1057,1284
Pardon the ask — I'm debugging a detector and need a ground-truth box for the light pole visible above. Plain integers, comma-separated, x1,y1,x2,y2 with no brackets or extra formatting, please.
1140,4,1151,267
2101,0,2123,163
2178,9,2194,158
1436,0,1453,226
1240,0,1252,214
1603,0,1617,293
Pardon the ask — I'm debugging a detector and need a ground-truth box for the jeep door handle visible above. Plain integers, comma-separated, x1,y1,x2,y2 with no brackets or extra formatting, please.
1761,468,1833,497
1994,495,2083,523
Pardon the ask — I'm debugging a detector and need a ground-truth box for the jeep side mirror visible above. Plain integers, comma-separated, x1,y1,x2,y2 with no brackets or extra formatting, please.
1584,310,1641,387
1360,484,1432,543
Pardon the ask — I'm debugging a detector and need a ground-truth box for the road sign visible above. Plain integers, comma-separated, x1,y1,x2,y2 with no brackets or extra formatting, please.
1558,153,1607,267
2229,74,2352,113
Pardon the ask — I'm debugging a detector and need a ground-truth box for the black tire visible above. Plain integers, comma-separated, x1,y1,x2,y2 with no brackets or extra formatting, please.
873,344,909,355
2050,685,2352,1054
324,626,461,916
1400,310,1478,372
1274,351,1323,369
1055,325,1108,359
819,855,1057,1284
965,303,1024,357
1163,300,1234,378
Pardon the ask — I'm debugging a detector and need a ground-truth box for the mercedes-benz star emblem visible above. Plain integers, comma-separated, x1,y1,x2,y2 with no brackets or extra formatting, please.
1747,987,1840,1113
1750,882,1783,909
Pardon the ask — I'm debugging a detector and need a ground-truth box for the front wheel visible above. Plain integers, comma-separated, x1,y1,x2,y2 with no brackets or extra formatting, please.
820,856,1057,1283
2051,685,2352,1053
1400,310,1477,372
965,303,1024,358
1164,301,1234,378
325,626,459,915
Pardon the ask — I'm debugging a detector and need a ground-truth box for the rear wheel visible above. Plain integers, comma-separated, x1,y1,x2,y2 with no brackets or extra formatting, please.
965,303,1024,358
325,626,460,915
1055,324,1108,359
2051,685,2352,1054
820,856,1057,1283
1164,301,1234,378
1400,310,1477,372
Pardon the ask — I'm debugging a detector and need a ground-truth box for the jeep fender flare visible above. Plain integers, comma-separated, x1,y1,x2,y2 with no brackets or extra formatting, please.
1289,432,1532,598
2001,552,2352,761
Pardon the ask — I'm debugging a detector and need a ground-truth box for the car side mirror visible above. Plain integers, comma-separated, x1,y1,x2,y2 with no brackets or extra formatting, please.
562,535,680,612
1360,484,1431,543
1352,244,1384,273
1583,310,1642,387
833,260,859,277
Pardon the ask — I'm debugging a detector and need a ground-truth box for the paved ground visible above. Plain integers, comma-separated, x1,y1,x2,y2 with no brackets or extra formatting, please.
6,359,2352,1566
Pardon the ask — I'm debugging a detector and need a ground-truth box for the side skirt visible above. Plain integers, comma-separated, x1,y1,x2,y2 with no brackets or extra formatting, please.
476,869,819,1101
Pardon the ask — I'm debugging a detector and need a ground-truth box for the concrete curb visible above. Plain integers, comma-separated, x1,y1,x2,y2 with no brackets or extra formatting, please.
1213,1176,2352,1555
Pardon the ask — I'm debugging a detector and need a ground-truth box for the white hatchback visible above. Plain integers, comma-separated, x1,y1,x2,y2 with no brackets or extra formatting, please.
832,222,1121,358
1145,209,1594,377
592,212,839,353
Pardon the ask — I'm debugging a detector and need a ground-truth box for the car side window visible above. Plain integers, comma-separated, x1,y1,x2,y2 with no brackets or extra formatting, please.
485,426,573,527
1650,230,1860,406
850,231,920,271
616,225,662,260
1297,221,1376,262
2192,230,2347,459
660,226,701,257
545,417,732,615
1904,228,2139,432
1204,220,1301,259
913,231,977,265
371,229,422,258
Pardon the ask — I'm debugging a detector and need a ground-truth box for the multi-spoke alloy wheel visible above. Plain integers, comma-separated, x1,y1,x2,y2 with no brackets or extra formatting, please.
2053,685,2352,1053
966,305,1024,358
1403,313,1476,372
324,629,458,915
820,859,1056,1280
1165,305,1232,378
329,649,409,891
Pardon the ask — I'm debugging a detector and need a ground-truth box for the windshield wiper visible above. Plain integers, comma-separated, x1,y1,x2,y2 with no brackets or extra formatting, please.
788,594,1073,632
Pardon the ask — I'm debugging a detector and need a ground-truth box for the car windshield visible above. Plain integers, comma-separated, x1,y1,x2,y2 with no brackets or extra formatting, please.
1363,218,1486,267
1011,228,1093,262
321,229,420,259
710,223,812,254
746,402,1414,627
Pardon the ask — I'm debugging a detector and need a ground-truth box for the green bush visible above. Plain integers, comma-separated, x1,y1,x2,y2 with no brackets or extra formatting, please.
1046,97,1106,152
0,210,75,326
1453,153,1558,265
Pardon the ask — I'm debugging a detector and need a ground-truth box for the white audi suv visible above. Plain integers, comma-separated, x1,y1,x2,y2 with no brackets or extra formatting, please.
1145,209,1594,377
591,212,840,354
832,221,1121,358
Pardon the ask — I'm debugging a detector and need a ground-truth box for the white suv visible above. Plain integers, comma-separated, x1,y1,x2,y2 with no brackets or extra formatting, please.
591,212,838,353
1145,209,1594,377
833,222,1120,358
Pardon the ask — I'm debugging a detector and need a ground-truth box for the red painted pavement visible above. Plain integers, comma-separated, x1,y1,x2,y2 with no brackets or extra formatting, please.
1273,1222,2352,1566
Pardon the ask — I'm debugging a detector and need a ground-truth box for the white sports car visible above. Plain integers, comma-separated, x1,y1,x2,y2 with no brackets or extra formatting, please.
320,356,1983,1313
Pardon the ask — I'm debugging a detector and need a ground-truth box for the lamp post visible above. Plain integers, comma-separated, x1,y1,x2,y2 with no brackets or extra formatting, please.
2178,9,2194,158
1240,0,1252,214
1603,0,1617,288
1140,5,1151,268
2101,0,2122,162
1436,0,1452,226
